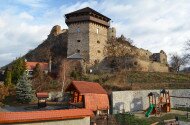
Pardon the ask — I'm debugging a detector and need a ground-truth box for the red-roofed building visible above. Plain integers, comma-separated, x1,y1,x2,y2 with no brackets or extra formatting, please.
65,81,109,114
25,62,50,77
0,109,93,124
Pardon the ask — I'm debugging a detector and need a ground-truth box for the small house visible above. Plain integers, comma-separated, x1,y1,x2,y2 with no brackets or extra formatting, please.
65,81,109,115
25,62,50,77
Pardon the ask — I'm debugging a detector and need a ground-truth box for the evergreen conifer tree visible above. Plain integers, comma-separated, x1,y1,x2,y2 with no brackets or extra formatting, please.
16,73,33,103
4,68,12,86
12,57,26,84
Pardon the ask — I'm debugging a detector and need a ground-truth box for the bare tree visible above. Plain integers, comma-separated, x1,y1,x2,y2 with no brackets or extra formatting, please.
105,35,137,71
170,53,188,73
185,40,190,60
59,59,71,93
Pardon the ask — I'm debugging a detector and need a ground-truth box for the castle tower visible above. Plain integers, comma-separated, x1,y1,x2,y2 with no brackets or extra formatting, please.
65,7,111,66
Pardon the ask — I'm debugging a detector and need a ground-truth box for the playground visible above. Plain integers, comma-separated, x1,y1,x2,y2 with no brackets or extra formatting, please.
112,89,190,124
133,89,190,124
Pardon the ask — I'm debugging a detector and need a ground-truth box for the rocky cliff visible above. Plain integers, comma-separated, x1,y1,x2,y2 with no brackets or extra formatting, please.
24,25,68,72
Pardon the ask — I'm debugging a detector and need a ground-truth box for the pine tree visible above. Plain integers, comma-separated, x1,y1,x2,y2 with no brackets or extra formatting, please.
4,68,12,86
12,57,26,84
16,73,33,103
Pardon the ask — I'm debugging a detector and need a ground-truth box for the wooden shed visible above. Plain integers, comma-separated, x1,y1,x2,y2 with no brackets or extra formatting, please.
65,81,109,114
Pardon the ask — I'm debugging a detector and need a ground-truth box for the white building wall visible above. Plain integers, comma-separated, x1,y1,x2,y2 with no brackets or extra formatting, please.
11,117,90,125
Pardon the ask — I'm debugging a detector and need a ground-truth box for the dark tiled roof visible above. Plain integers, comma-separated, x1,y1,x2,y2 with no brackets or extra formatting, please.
0,109,94,124
67,53,83,59
69,81,107,94
65,7,111,21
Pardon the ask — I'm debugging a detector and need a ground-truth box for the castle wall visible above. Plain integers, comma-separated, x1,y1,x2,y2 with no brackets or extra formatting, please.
135,48,152,61
126,58,169,72
108,27,116,40
67,22,90,61
89,22,108,65
160,52,167,64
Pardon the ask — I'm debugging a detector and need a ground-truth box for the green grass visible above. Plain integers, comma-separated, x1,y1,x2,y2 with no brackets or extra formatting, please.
80,71,190,90
127,71,190,84
172,107,190,112
115,113,190,125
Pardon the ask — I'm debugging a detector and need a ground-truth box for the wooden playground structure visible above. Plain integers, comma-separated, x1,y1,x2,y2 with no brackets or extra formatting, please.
145,89,171,117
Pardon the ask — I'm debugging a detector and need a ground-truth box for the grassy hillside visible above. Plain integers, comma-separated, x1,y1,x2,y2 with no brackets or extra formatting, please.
127,71,190,83
80,71,190,91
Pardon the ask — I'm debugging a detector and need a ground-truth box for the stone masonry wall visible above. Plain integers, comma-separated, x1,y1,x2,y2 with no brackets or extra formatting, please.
111,89,190,114
67,22,90,61
89,22,108,65
67,22,108,66
126,58,169,72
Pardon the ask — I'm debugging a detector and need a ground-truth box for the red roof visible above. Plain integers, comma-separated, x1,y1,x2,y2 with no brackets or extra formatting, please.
36,92,49,98
67,81,107,94
85,93,109,111
26,62,48,71
65,81,109,111
0,109,94,124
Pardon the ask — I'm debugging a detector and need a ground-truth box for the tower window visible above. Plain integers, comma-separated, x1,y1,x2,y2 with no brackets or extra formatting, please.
77,49,80,53
97,40,100,44
77,40,81,42
77,27,80,33
97,50,101,53
96,28,99,34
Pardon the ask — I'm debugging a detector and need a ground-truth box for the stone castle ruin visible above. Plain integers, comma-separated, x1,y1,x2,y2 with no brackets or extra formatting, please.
47,7,169,72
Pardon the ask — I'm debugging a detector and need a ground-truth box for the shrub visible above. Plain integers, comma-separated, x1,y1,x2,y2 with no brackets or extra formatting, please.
115,113,149,125
0,85,9,102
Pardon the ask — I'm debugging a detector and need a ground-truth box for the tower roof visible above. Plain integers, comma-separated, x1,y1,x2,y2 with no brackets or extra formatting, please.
65,7,111,27
65,7,111,21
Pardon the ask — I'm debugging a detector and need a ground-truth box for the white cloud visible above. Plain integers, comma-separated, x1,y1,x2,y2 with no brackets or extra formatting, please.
1,0,190,67
19,12,34,20
17,0,47,8
0,18,6,28
0,9,51,67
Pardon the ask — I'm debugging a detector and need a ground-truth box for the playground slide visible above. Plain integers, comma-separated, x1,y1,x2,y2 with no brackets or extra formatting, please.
145,104,154,117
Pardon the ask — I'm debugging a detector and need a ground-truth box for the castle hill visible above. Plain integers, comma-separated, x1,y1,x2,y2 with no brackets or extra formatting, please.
0,1,190,125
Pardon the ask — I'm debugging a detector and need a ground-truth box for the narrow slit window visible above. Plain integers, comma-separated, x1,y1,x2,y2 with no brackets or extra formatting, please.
77,49,80,53
96,28,99,34
77,27,80,33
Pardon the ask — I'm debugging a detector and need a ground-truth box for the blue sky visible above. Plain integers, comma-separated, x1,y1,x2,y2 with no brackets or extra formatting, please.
0,0,190,67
